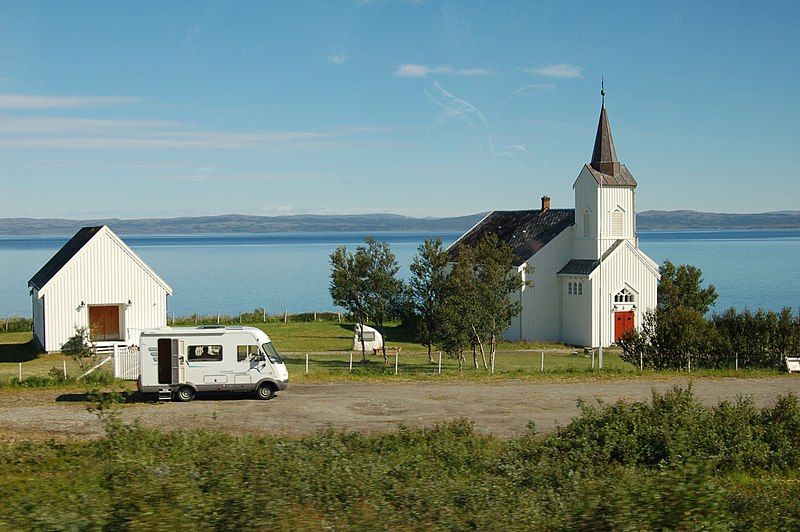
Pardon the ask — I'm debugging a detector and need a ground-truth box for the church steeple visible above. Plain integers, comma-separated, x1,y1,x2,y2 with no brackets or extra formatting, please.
590,81,620,176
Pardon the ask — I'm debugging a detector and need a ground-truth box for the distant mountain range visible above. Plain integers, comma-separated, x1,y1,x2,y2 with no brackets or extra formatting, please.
1,210,799,236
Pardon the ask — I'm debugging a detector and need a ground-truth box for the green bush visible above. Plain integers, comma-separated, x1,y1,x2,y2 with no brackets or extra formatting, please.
0,387,798,529
0,316,33,333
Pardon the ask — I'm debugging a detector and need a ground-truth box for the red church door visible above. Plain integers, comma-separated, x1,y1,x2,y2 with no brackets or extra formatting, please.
614,311,635,342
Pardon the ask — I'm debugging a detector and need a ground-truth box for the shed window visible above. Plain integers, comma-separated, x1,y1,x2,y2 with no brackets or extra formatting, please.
188,345,223,362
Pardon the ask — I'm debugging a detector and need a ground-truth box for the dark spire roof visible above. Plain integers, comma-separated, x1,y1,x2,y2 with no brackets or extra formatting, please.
591,104,617,166
587,85,636,186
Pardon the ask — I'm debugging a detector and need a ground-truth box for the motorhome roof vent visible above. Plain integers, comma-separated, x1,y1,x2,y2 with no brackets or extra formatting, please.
198,325,226,329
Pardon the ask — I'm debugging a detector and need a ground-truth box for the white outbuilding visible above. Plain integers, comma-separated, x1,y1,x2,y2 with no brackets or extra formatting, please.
28,225,172,352
449,92,659,348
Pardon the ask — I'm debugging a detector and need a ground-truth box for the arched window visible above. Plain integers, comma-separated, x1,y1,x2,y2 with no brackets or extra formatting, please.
577,282,583,295
568,282,573,295
614,288,634,303
612,209,623,237
583,212,591,237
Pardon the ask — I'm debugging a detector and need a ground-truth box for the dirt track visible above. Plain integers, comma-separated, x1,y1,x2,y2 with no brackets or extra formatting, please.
0,377,798,440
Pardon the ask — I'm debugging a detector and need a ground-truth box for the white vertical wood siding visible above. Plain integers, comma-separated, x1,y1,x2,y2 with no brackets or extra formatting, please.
506,228,572,342
561,276,592,346
589,243,659,347
37,229,170,351
572,166,635,260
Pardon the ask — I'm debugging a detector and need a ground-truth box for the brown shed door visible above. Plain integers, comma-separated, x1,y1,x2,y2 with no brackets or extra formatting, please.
89,305,121,341
614,311,635,342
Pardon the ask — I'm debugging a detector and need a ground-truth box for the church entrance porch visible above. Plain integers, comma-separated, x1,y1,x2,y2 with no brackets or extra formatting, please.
614,310,635,342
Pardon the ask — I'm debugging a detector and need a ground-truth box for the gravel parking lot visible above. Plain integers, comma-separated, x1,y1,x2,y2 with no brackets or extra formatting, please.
0,377,797,440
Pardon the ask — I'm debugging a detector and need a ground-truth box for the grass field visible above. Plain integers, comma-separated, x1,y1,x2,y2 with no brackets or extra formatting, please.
0,323,787,385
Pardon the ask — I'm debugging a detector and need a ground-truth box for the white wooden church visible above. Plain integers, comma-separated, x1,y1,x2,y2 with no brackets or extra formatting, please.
450,92,659,347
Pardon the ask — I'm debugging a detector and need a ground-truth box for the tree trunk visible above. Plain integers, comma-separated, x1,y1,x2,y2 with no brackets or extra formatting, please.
359,318,367,362
472,345,478,369
379,319,388,365
427,344,433,364
471,324,487,370
490,332,496,371
458,350,463,371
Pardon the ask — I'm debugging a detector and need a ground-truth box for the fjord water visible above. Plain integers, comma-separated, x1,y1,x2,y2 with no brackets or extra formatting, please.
1,230,798,317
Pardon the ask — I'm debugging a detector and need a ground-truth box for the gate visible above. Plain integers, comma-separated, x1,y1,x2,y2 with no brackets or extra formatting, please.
114,345,140,380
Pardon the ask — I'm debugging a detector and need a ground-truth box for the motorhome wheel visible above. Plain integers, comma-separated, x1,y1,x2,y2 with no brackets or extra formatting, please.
256,382,276,400
176,386,195,402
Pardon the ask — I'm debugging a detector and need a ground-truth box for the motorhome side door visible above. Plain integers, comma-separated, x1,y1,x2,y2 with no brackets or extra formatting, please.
158,338,180,385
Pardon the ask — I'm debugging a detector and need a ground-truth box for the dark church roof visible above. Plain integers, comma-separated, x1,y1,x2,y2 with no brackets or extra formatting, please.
449,209,575,266
28,226,103,290
557,239,625,275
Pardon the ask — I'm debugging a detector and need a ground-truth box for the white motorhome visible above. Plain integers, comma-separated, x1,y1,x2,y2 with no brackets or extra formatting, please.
138,325,289,401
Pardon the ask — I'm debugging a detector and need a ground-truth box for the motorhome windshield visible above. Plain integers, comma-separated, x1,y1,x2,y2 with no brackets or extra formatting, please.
262,342,284,364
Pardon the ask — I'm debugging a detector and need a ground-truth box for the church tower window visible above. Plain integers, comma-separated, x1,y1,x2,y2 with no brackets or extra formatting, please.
583,212,591,237
577,282,583,295
612,209,623,237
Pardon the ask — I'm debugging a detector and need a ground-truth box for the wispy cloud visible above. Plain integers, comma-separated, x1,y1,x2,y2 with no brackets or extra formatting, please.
523,64,583,79
0,116,410,151
327,54,347,65
394,64,493,78
426,81,495,159
0,117,178,133
0,93,141,109
504,83,557,102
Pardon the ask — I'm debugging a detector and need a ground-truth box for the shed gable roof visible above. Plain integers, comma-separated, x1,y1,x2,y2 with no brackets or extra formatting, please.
28,226,102,290
448,209,574,267
28,225,173,294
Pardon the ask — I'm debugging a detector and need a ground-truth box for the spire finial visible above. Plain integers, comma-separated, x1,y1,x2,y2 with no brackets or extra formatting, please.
601,77,605,107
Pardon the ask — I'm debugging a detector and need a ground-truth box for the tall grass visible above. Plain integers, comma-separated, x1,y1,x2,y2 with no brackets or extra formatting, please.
0,387,798,529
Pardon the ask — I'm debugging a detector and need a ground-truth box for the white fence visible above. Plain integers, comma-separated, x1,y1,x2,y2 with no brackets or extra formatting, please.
113,345,140,380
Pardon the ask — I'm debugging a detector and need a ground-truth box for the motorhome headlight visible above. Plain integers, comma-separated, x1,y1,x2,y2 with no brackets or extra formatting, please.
262,342,284,364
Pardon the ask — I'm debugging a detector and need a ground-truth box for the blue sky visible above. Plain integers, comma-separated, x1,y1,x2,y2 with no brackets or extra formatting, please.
0,0,798,218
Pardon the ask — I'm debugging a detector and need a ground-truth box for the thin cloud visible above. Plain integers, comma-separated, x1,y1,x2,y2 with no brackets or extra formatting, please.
0,93,141,109
427,81,495,159
0,117,178,133
524,64,583,79
327,54,347,65
504,83,557,102
394,64,493,78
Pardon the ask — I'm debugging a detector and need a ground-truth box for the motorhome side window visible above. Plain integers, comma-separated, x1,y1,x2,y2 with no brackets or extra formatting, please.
237,345,260,362
188,345,223,362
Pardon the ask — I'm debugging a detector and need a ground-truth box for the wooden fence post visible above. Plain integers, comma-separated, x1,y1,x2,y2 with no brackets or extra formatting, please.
314,310,317,322
395,350,399,375
284,310,288,323
438,351,442,374
735,353,738,371
217,312,220,324
591,350,595,369
305,353,309,375
349,353,353,373
640,352,643,372
263,308,266,322
18,363,22,383
62,360,67,380
541,351,544,372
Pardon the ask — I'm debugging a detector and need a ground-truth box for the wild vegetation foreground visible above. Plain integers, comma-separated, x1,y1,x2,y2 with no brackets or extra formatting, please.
1,387,798,529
